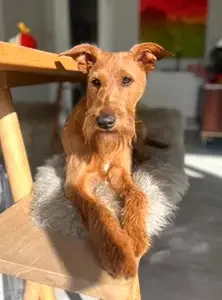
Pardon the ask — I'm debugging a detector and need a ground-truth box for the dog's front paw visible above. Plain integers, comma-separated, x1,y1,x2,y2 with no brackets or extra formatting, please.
125,226,150,257
122,190,151,257
108,246,137,279
97,229,137,279
102,252,137,279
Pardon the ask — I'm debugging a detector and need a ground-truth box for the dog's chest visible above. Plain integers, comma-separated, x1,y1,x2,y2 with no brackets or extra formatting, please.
103,162,110,173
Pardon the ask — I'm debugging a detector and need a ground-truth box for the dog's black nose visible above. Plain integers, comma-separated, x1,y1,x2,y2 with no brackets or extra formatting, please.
96,114,116,129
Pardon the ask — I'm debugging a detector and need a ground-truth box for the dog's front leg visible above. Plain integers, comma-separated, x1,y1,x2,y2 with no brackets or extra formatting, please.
64,155,137,278
108,157,150,258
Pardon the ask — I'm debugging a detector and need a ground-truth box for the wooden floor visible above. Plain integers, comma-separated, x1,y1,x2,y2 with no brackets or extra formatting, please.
55,132,222,299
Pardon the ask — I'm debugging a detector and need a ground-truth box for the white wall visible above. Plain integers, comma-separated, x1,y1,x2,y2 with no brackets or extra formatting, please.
98,0,139,51
0,0,71,104
0,0,50,102
142,72,203,120
0,0,4,41
205,0,222,62
47,0,72,105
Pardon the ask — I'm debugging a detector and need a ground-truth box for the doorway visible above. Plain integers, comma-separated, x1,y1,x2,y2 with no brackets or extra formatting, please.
68,0,98,106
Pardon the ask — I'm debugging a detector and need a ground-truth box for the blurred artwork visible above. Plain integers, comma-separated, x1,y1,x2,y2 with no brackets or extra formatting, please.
140,0,207,57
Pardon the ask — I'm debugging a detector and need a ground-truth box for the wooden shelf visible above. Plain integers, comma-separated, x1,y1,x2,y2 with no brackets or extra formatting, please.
0,42,85,87
0,42,77,73
0,195,137,299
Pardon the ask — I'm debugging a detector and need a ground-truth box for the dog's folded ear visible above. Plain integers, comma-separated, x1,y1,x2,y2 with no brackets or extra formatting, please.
130,42,173,73
59,44,101,74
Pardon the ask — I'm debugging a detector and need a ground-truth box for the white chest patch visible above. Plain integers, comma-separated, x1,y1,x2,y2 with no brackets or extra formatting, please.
103,162,110,173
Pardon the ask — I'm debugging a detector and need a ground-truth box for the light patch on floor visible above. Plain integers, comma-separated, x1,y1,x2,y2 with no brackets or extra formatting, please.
185,153,222,178
184,167,204,178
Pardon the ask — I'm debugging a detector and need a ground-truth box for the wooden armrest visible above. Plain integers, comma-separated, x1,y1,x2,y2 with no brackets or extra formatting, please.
0,195,139,299
0,42,84,87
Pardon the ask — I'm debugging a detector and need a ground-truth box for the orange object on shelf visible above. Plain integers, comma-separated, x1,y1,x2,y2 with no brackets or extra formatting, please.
8,22,37,49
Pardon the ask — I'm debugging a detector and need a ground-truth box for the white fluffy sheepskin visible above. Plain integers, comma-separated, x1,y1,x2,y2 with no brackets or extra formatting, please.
31,108,189,238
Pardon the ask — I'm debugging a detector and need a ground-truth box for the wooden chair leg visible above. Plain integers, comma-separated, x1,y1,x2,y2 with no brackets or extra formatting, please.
23,281,56,300
51,82,63,152
132,274,141,300
23,281,41,300
39,285,57,300
0,87,56,300
0,87,32,201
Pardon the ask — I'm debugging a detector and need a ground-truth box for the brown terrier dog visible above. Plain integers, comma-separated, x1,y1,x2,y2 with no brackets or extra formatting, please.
60,43,172,278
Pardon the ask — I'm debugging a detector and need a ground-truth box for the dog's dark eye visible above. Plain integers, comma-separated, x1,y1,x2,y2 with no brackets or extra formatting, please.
91,78,101,88
122,76,133,86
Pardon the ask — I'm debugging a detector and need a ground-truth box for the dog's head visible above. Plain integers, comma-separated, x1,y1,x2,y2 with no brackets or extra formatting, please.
60,43,172,153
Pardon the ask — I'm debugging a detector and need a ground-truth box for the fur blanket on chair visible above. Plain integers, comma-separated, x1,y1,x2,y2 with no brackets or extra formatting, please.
31,107,189,238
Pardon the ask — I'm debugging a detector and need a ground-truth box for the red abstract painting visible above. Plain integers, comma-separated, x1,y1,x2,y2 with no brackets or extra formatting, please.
140,0,208,57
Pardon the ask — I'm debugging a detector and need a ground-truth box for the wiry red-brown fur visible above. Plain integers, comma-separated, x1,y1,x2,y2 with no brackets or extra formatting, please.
60,43,172,278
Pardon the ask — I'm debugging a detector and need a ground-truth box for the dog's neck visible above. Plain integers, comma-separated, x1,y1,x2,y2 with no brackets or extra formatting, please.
91,133,133,158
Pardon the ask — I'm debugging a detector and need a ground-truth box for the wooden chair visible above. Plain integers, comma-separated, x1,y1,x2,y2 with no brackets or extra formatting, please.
0,42,141,300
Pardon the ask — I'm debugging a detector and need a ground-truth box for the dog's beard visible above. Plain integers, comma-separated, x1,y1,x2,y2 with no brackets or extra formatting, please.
84,130,132,156
95,132,132,156
83,122,134,156
82,113,135,155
